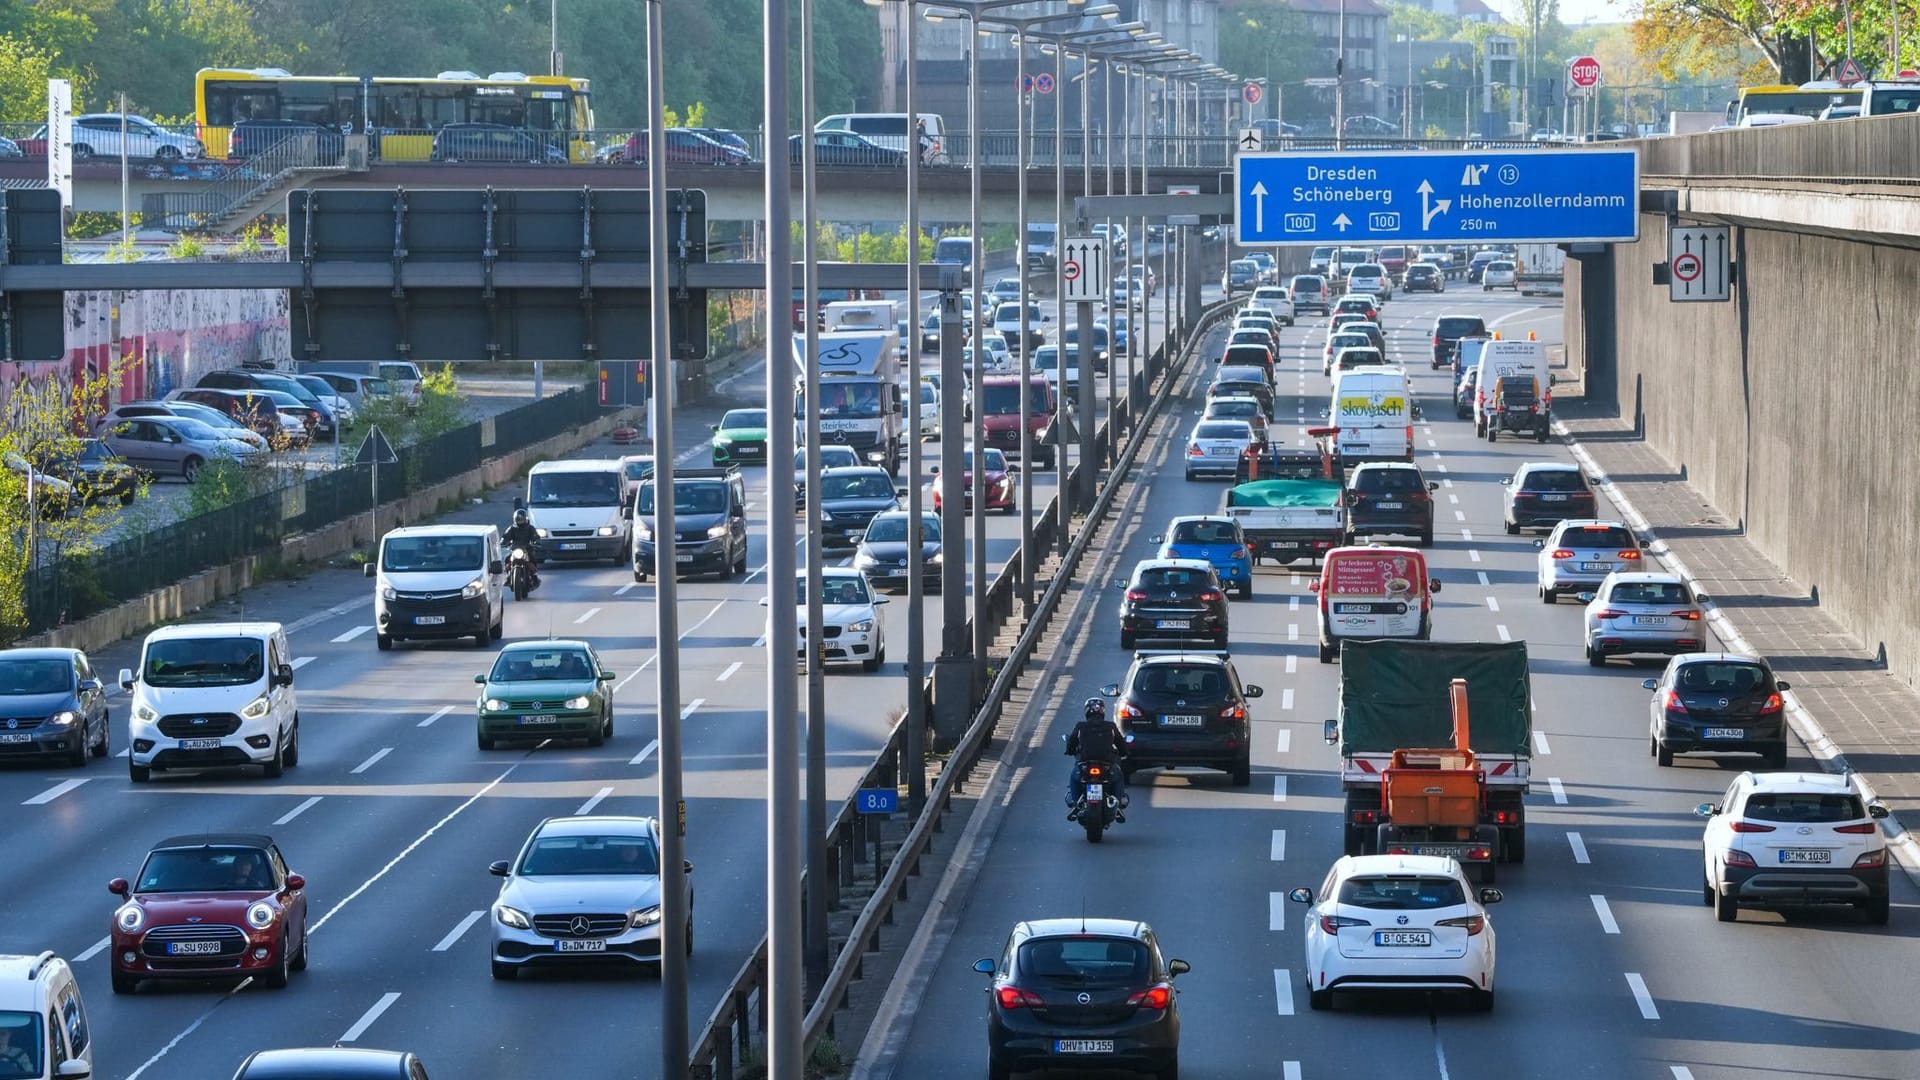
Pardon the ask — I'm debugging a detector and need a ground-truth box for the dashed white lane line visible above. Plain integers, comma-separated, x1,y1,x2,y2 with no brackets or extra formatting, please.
1272,775,1288,803
753,633,769,648
350,748,393,775
1281,689,1295,711
23,778,89,805
418,706,453,728
1496,624,1512,642
1625,973,1660,1019
1288,595,1299,611
615,583,637,596
1441,477,1454,489
1287,624,1299,641
1670,1069,1695,1080
432,911,486,952
1270,893,1289,931
682,698,705,719
1274,969,1295,1015
274,796,323,825
1485,596,1500,612
1533,730,1552,754
290,656,316,670
1568,831,1591,864
339,992,402,1042
1284,1064,1303,1080
1476,571,1490,586
331,624,372,643
1448,493,1459,504
1549,777,1567,804
1454,510,1466,521
75,936,110,963
1591,894,1620,934
1276,729,1291,753
717,661,743,682
1460,528,1474,542
575,786,614,816
1271,829,1286,861
1285,656,1298,674
1468,549,1482,563
574,606,603,624
629,739,660,766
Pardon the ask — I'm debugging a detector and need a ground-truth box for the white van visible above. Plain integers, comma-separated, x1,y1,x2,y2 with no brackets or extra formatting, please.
119,622,299,782
0,952,92,1080
815,113,947,163
1471,338,1551,436
523,459,631,565
365,524,504,650
1327,369,1413,466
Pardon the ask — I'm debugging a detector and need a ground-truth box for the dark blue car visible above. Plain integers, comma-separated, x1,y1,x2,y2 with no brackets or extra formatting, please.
1154,515,1253,599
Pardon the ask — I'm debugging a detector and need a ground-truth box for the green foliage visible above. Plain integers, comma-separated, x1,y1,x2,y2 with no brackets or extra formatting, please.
184,455,256,516
412,364,469,440
0,33,56,122
1217,0,1323,126
166,235,206,260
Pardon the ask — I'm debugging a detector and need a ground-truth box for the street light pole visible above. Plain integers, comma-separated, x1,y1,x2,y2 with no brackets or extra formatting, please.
799,0,830,1000
1336,0,1347,149
550,0,561,76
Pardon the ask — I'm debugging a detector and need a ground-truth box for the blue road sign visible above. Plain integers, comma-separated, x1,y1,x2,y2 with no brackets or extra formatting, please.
856,788,900,814
1235,148,1639,246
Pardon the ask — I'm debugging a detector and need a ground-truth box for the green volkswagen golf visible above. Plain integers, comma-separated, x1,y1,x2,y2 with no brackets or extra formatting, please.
710,408,769,466
475,640,616,749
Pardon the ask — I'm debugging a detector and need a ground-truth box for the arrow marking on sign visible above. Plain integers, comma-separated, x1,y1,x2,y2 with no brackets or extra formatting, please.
1417,180,1451,230
1251,182,1269,232
1332,213,1351,233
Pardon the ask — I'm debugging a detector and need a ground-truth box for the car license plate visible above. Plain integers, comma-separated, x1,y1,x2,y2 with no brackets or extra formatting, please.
1155,619,1191,629
1085,784,1103,798
180,738,223,750
1374,930,1432,947
1211,446,1233,455
559,542,586,551
1162,714,1204,727
1540,494,1568,502
1702,727,1745,739
675,554,695,563
1269,540,1296,550
555,939,607,952
1632,615,1668,626
518,714,558,725
1054,1041,1114,1055
1375,501,1402,510
167,940,223,956
1580,561,1611,571
1779,849,1831,864
0,733,28,744
414,615,446,625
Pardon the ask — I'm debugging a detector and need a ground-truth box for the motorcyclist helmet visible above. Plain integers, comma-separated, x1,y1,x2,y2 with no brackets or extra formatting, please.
513,508,529,527
1083,698,1107,721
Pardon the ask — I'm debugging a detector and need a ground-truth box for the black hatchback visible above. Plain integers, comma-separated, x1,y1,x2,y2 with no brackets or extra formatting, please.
975,918,1189,1080
1102,652,1263,786
1645,653,1792,769
1346,463,1438,546
1119,560,1229,648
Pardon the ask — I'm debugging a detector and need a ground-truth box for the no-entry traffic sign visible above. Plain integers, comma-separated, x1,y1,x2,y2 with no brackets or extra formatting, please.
1568,56,1601,90
1035,72,1055,95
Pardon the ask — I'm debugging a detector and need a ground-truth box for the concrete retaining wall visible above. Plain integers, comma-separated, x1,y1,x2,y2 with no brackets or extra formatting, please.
1571,213,1920,688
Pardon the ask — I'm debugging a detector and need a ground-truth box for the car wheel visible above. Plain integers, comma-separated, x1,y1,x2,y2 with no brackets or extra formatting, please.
1504,518,1519,535
490,616,504,641
1306,973,1332,1011
120,489,136,506
1230,756,1251,787
634,568,649,583
92,720,109,758
478,730,496,750
1505,827,1526,864
988,1059,1011,1080
1120,629,1135,650
473,625,491,648
110,969,137,994
129,761,150,783
1343,825,1365,857
1319,640,1336,664
1487,427,1497,442
261,931,292,988
1702,868,1715,906
290,929,309,971
262,733,285,779
1650,733,1660,758
1863,893,1891,925
1714,879,1739,922
1419,530,1433,548
491,960,517,980
156,145,182,160
1586,644,1605,668
1657,742,1673,767
604,711,614,739
283,718,300,767
1766,745,1788,769
376,632,393,651
1468,987,1495,1012
1157,1058,1179,1080
587,719,605,748
1238,578,1254,600
182,455,204,483
1541,587,1556,604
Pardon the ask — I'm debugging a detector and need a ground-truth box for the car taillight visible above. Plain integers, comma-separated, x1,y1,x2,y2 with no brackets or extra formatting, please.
996,986,1044,1009
1117,702,1143,720
1724,849,1757,866
1437,914,1485,936
1729,821,1776,833
1550,549,1576,559
1432,335,1441,346
1218,704,1246,721
1319,915,1368,934
1126,589,1148,601
1595,608,1626,620
1492,810,1519,825
1854,849,1887,867
1662,690,1688,714
1349,808,1379,825
1760,692,1783,714
1670,609,1702,621
1126,984,1174,1010
1617,549,1641,560
1187,445,1204,457
1199,589,1224,602
1833,822,1878,835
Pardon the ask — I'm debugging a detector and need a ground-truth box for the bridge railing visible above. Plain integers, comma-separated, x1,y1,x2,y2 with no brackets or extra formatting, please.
1632,109,1920,180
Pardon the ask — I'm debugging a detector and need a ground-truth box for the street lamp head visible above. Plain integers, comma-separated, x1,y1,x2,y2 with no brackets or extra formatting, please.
1088,4,1122,17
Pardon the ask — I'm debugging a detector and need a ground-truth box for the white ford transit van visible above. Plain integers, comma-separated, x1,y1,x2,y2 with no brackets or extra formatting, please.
119,622,299,783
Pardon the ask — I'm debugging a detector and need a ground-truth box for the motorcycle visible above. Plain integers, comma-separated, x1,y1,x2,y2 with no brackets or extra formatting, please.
507,547,536,601
1068,758,1125,844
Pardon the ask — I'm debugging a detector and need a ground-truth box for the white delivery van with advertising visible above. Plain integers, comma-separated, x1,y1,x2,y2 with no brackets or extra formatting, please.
794,331,904,475
1326,369,1413,467
1471,337,1551,437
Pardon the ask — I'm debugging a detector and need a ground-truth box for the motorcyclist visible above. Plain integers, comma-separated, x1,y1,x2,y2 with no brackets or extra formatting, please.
1064,698,1128,821
502,508,542,589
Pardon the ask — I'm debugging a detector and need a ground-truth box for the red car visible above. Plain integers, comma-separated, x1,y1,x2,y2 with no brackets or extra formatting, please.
109,833,310,994
625,127,751,165
931,447,1016,513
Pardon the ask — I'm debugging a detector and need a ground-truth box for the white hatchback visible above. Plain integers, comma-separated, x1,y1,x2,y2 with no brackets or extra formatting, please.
1184,419,1256,479
1288,854,1500,1012
1482,260,1518,290
1533,519,1641,602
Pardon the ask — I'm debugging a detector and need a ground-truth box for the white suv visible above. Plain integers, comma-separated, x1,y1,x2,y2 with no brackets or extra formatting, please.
1696,771,1891,924
1347,263,1393,301
1248,287,1296,326
0,952,92,1080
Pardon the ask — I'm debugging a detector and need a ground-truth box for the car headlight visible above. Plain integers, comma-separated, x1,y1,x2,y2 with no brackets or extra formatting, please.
133,703,157,723
628,905,663,928
706,523,730,539
563,696,591,710
240,695,272,720
635,521,653,540
852,552,879,569
847,619,875,633
116,904,144,932
927,550,942,563
819,511,835,521
495,905,532,930
246,902,278,929
48,710,78,727
380,583,396,601
867,451,888,463
461,577,486,598
535,527,550,538
484,698,510,712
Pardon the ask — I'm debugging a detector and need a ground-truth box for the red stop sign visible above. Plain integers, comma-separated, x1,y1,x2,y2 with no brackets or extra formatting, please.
1568,56,1601,89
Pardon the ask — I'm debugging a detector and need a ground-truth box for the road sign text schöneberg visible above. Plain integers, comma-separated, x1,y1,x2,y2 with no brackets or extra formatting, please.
1234,148,1639,246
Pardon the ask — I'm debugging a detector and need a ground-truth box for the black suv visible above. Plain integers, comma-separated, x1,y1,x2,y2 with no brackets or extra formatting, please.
1119,559,1230,649
632,467,749,581
1502,462,1598,534
1431,315,1489,368
0,647,112,766
1101,651,1264,786
816,466,901,547
1403,264,1443,293
1346,463,1438,546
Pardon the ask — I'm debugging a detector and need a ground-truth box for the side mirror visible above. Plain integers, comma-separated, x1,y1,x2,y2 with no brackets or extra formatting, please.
489,559,504,575
598,671,616,681
929,465,939,474
1694,802,1720,818
1478,888,1504,905
1870,803,1891,820
684,859,695,874
78,678,102,695
895,486,909,498
1323,718,1338,744
709,423,720,431
363,563,377,578
1100,683,1120,697
1641,678,1660,690
285,873,306,891
1007,465,1019,474
1576,592,1595,603
119,668,135,691
875,596,891,604
1286,887,1313,904
1244,685,1264,698
757,597,770,607
1148,534,1164,544
1168,958,1191,977
55,1060,91,1080
1428,481,1440,491
1500,476,1514,486
1589,475,1604,485
473,673,487,684
1694,593,1711,604
1532,538,1545,549
1775,680,1791,691
489,860,511,877
1308,581,1321,593
1428,579,1442,593
108,878,129,898
270,664,294,688
973,958,997,975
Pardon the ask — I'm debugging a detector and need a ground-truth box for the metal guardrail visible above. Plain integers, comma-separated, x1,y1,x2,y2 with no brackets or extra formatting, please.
1632,109,1920,182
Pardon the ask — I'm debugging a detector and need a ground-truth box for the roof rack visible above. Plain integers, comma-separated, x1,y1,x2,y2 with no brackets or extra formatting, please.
1133,649,1231,661
26,950,56,979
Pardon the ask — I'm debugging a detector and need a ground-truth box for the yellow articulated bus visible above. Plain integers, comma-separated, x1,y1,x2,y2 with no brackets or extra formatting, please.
194,68,595,162
1725,82,1862,125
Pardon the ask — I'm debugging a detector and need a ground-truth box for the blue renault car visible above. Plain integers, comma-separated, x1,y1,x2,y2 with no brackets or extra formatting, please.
1152,515,1254,599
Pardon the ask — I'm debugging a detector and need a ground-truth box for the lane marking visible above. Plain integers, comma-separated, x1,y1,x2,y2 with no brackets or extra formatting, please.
1276,729,1291,754
1287,624,1299,641
1496,624,1512,642
350,747,393,775
575,786,615,816
1271,829,1286,861
682,698,705,719
1442,478,1454,489
290,656,316,670
23,778,89,805
629,739,660,766
1274,969,1295,1015
1476,571,1490,586
1281,689,1295,711
1460,528,1473,542
274,796,323,825
1671,1070,1695,1080
1591,894,1620,934
339,992,402,1042
432,911,486,952
75,936,110,963
1485,596,1500,612
717,661,743,682
615,583,637,596
331,624,372,643
1449,493,1459,504
1549,777,1567,804
1468,549,1481,563
1568,831,1591,864
1454,510,1466,521
1285,656,1298,674
574,606,603,624
418,706,453,728
1288,596,1299,611
1270,892,1288,931
1533,730,1551,754
1625,973,1660,1020
1272,775,1288,803
1285,1065,1302,1080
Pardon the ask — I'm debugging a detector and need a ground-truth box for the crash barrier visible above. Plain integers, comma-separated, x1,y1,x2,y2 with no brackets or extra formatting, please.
685,294,1240,1078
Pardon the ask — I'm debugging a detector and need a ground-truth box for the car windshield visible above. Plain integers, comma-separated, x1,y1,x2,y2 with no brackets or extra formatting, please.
622,459,654,482
798,576,871,606
1138,567,1211,590
1337,351,1385,368
168,418,222,441
1560,524,1634,548
1675,661,1771,694
1209,400,1259,419
1171,520,1239,545
1490,261,1515,271
136,848,274,893
797,448,860,473
1018,937,1150,985
1133,663,1226,697
1337,875,1466,910
1437,317,1487,338
490,648,596,682
1195,422,1249,440
798,383,883,419
981,383,1050,416
143,636,264,688
1354,469,1422,492
0,658,71,694
721,409,767,430
255,375,320,405
0,1011,42,1080
519,833,658,875
1606,581,1691,605
1743,792,1866,823
381,535,483,572
1064,327,1108,348
1523,470,1587,493
1232,261,1257,273
822,473,895,500
1330,335,1371,352
529,470,620,507
638,481,729,516
864,515,938,543
1217,366,1266,384
961,450,1006,472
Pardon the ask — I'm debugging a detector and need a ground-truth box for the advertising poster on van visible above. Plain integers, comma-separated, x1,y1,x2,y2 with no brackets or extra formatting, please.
1328,551,1419,599
1336,393,1406,420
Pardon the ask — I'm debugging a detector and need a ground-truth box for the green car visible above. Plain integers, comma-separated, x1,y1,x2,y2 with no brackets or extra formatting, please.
474,640,615,749
710,408,769,466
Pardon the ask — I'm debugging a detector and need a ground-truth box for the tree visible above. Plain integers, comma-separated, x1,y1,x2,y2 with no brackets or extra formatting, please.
0,34,57,123
1217,0,1322,125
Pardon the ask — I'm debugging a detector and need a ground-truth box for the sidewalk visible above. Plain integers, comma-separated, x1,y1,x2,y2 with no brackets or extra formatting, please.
1552,380,1920,879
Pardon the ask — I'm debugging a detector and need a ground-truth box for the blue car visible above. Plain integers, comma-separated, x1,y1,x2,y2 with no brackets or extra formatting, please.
1102,315,1131,352
1153,515,1253,599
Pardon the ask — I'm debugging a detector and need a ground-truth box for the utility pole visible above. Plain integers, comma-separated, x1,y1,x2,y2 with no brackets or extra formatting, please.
1335,0,1347,148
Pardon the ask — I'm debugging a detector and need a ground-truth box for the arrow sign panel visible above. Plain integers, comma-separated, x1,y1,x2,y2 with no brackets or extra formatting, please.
1235,148,1639,245
1667,223,1730,302
1062,236,1107,303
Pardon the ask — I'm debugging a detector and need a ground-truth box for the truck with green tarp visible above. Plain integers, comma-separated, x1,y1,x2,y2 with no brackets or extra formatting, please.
1322,639,1533,863
1221,477,1345,568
